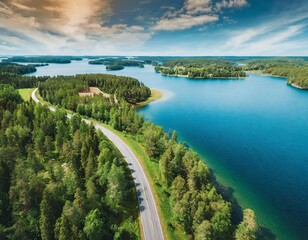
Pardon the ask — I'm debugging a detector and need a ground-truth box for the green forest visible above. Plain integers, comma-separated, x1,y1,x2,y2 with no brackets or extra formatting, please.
0,63,37,75
89,59,144,71
38,74,257,239
2,56,82,64
244,57,308,89
0,65,258,239
39,74,151,105
106,65,124,71
154,58,247,78
0,85,140,239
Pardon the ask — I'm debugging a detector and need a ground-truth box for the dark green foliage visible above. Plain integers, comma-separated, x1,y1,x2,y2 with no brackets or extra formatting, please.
0,72,48,88
89,59,144,70
38,74,149,133
155,58,247,78
106,64,124,71
3,56,82,64
0,67,257,239
40,74,150,104
83,209,105,240
0,63,36,74
245,57,308,88
0,84,23,111
235,209,258,240
0,93,139,239
138,114,242,239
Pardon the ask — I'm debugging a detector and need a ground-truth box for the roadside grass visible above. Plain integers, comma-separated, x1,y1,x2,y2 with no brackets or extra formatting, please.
134,89,163,108
18,88,35,101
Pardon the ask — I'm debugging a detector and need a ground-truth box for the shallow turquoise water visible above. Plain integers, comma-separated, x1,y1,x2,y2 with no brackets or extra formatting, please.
27,61,308,240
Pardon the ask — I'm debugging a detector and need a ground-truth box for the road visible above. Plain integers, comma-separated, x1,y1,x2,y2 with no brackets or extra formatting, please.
31,88,164,240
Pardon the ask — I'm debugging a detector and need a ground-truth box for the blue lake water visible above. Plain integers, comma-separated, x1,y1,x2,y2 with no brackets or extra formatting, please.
26,60,308,240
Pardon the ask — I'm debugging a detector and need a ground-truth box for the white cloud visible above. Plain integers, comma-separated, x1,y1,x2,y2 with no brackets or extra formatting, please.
0,0,153,55
238,25,305,55
185,0,212,14
222,12,308,55
216,0,248,11
152,14,218,31
152,0,248,31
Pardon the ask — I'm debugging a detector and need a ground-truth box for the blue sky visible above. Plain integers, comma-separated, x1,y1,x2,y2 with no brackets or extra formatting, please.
0,0,307,55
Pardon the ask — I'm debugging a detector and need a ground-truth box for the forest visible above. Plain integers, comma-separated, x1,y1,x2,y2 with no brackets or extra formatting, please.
0,63,37,75
37,74,258,239
89,59,144,71
0,72,48,89
154,58,247,78
0,84,140,239
244,57,308,89
106,65,124,71
0,65,258,239
2,56,82,64
39,74,151,105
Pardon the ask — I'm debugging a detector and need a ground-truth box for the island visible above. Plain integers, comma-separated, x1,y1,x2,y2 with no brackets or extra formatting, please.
106,64,124,71
89,58,144,71
2,56,82,64
0,62,37,74
154,57,247,78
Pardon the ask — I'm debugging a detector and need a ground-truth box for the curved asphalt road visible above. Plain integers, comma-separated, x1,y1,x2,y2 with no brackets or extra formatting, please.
31,88,164,240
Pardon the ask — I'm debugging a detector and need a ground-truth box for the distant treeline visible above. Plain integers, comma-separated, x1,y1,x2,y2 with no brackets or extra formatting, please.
106,65,124,71
3,56,82,64
0,72,48,88
89,59,144,71
154,58,247,78
0,63,37,75
0,85,140,239
244,57,308,89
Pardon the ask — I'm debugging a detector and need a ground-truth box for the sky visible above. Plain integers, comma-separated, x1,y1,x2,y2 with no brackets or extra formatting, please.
0,0,307,56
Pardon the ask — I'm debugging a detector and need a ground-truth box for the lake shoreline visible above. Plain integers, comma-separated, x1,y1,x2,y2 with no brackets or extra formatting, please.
134,88,163,108
159,72,247,80
248,70,308,90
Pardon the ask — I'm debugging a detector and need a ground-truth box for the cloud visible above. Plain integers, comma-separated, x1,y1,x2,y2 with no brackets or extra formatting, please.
0,0,153,54
152,0,248,31
216,0,248,11
223,12,308,55
152,14,218,31
184,0,212,14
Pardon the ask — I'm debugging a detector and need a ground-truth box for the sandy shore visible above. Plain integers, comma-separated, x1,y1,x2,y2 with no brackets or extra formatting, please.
134,88,163,108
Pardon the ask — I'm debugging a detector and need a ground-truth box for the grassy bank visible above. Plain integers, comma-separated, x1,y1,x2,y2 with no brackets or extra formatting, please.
18,88,35,101
134,88,163,108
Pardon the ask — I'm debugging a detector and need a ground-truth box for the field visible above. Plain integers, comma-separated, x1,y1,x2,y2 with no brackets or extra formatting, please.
18,88,35,101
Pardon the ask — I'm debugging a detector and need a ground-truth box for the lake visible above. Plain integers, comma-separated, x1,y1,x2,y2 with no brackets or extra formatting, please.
26,60,308,240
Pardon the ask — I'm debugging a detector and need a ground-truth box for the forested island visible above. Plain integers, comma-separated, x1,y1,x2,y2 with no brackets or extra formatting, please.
2,56,82,64
106,64,124,71
154,58,247,78
244,57,308,89
89,58,144,71
0,63,37,75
